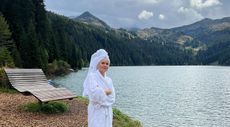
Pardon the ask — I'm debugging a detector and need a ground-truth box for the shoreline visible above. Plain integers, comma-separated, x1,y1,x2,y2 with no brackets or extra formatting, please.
0,91,142,127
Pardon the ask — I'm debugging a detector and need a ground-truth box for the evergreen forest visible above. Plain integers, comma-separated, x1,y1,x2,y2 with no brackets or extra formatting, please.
0,0,229,72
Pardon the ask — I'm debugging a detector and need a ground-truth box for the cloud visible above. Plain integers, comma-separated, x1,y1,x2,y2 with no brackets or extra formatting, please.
171,0,184,7
190,0,221,9
138,10,154,20
159,14,165,20
178,7,203,20
45,0,230,28
139,0,161,4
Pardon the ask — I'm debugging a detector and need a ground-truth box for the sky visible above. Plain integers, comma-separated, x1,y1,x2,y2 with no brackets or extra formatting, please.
44,0,230,29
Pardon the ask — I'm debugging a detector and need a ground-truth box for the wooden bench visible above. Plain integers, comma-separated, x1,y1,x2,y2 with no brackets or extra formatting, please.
4,68,76,102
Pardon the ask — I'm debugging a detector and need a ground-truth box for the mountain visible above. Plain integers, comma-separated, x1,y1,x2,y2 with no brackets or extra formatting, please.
172,17,230,46
73,12,136,40
134,26,204,55
59,14,230,65
48,12,194,65
173,17,230,35
172,17,230,65
73,11,110,29
1,0,229,67
136,27,186,44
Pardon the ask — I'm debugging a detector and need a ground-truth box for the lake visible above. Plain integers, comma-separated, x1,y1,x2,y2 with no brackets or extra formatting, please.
53,66,230,127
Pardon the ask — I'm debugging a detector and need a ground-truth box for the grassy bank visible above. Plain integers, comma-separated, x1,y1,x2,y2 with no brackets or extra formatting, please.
113,108,142,127
74,96,143,127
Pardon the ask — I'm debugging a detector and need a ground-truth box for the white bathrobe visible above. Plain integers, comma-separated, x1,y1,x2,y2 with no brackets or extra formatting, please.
85,70,115,127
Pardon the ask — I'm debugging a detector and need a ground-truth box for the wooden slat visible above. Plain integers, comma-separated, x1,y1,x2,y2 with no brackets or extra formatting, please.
9,80,48,84
8,78,45,81
7,74,45,77
9,81,48,86
9,78,47,81
7,75,46,78
30,88,76,102
8,73,43,75
5,69,43,72
14,85,56,92
4,68,76,102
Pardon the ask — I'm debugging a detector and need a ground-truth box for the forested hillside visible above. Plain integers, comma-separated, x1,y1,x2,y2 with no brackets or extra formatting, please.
0,0,229,70
0,0,196,70
0,0,83,70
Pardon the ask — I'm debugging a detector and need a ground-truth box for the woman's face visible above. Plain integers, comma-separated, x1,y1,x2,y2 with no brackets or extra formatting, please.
97,58,110,76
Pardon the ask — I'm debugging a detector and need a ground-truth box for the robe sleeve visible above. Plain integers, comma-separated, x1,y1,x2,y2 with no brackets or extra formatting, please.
87,74,107,105
101,78,115,107
87,74,115,107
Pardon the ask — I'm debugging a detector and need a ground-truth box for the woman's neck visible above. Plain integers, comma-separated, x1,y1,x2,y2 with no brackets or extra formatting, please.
98,70,105,77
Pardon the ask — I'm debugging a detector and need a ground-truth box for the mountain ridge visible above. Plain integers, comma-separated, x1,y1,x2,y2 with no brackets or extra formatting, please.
72,11,110,29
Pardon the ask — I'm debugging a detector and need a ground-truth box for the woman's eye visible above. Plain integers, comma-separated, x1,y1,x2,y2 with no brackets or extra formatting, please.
101,61,109,65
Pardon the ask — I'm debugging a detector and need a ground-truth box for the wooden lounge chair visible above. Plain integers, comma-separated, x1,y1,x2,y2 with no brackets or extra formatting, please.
4,68,76,102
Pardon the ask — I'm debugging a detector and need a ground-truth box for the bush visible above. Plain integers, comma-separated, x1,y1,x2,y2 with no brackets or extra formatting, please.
0,68,11,88
22,101,69,114
46,60,71,78
113,108,142,127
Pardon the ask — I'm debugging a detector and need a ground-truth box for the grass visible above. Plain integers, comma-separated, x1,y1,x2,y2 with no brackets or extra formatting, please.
113,108,142,127
75,96,89,104
0,87,18,94
21,101,69,114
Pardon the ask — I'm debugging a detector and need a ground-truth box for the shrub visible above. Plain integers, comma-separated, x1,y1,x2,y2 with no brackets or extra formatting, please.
22,101,69,114
46,60,71,78
0,68,11,88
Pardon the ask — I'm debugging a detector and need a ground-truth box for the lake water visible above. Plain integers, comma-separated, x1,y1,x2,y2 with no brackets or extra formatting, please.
53,66,230,127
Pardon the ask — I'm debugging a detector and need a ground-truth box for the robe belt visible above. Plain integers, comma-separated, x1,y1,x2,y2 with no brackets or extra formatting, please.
104,106,109,116
90,101,110,116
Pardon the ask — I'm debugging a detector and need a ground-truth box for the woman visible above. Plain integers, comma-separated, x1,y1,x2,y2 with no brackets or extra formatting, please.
83,49,115,127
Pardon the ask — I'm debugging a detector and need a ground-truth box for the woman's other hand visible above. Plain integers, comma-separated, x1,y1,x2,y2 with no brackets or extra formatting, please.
104,89,112,95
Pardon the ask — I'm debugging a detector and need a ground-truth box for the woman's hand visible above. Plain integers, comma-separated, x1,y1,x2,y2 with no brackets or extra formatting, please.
104,89,112,95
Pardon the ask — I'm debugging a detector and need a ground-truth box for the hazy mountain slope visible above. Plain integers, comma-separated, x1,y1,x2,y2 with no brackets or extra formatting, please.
173,17,230,46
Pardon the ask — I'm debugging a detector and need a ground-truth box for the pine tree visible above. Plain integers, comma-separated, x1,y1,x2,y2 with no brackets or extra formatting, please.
0,14,21,67
0,47,14,67
0,14,13,47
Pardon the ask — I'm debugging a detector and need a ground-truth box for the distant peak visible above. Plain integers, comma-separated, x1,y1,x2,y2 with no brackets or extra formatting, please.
80,11,94,18
202,18,212,22
203,18,211,20
73,11,110,29
73,11,100,22
83,11,91,14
